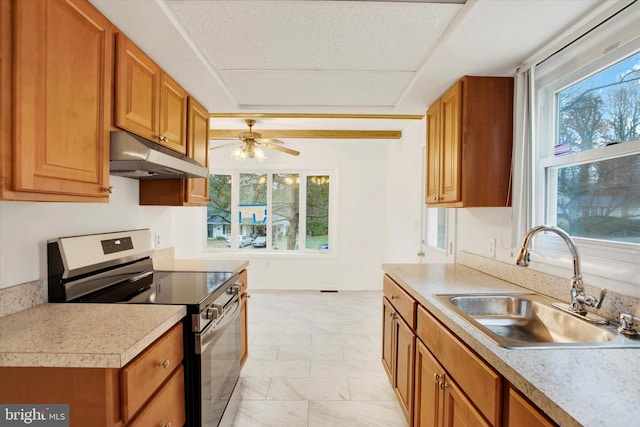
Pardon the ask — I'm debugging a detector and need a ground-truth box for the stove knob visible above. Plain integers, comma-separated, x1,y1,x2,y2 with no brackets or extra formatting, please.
229,284,240,295
205,306,220,320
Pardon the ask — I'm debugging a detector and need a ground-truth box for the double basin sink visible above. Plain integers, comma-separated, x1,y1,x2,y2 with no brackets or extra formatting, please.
437,293,640,349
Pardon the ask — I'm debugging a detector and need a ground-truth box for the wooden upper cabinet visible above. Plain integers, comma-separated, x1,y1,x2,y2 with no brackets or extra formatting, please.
185,97,210,205
425,76,513,208
2,0,113,201
115,33,187,154
425,101,441,204
139,96,209,206
439,82,462,204
159,72,188,153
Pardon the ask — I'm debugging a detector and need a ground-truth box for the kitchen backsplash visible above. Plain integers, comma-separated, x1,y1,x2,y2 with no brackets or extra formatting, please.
0,280,43,318
457,251,640,323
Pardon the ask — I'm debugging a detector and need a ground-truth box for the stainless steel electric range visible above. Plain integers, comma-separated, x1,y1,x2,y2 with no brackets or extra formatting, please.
47,229,241,427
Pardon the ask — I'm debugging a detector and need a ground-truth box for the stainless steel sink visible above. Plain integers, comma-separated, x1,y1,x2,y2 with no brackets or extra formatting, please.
436,293,640,349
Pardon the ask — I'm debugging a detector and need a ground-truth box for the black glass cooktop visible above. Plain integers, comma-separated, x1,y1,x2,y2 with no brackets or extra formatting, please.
77,270,236,307
140,271,235,305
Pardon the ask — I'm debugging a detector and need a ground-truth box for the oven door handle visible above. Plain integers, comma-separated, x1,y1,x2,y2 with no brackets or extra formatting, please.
195,295,240,354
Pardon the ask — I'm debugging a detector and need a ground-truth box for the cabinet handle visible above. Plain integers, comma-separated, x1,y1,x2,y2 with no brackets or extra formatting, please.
432,196,439,201
391,295,399,300
434,373,441,382
162,423,172,427
158,359,170,369
103,186,114,194
439,381,448,390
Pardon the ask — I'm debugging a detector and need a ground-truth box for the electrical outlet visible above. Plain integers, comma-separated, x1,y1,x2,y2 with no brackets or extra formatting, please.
155,233,161,248
488,238,496,258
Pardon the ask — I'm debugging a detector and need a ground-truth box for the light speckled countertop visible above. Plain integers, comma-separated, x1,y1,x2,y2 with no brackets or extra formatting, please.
383,263,640,427
0,303,185,368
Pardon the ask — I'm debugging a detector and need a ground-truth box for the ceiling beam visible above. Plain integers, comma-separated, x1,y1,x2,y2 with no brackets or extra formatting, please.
210,129,402,140
210,113,423,120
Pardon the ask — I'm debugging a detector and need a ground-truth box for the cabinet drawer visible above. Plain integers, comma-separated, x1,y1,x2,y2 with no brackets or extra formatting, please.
127,366,185,427
383,274,416,328
121,322,183,422
417,305,501,425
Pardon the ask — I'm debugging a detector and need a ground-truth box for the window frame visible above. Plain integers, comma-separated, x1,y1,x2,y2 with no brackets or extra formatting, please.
532,14,640,286
207,168,337,256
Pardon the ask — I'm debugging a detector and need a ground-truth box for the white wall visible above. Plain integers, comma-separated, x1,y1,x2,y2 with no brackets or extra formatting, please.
457,207,514,261
0,176,175,289
383,119,426,263
173,138,390,290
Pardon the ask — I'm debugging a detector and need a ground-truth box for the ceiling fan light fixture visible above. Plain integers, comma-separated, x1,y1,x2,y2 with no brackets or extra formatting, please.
231,146,247,161
254,147,267,162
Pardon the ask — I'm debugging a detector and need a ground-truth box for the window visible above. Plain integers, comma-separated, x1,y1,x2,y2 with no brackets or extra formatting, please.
540,50,640,243
527,3,640,290
207,170,334,253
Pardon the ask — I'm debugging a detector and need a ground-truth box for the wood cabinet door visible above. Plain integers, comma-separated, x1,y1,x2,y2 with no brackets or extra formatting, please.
425,100,441,204
504,386,556,427
240,266,249,367
115,33,160,143
158,72,188,154
414,339,444,427
12,0,112,199
442,378,491,427
394,314,415,424
185,97,209,205
439,81,462,204
382,297,395,380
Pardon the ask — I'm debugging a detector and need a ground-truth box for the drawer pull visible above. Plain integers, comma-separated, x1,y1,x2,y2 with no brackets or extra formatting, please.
162,423,172,427
159,359,170,369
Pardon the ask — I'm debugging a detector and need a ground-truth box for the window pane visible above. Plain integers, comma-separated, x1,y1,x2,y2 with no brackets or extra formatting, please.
426,208,447,250
272,173,300,250
207,174,232,248
306,175,330,250
550,153,640,243
556,51,640,156
238,173,267,250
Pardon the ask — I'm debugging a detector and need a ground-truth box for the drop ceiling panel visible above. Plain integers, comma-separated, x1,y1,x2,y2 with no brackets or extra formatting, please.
166,1,461,72
218,69,414,107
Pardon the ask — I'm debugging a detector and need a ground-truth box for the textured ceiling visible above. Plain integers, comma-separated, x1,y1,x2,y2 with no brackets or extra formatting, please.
90,0,609,118
164,0,463,109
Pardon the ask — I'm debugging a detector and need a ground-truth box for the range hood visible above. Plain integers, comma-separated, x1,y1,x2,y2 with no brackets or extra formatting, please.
110,131,208,179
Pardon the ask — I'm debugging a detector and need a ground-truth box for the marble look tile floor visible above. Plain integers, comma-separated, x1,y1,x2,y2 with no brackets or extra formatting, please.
221,290,408,427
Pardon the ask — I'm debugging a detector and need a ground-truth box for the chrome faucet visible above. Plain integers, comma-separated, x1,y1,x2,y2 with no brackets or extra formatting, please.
516,225,606,316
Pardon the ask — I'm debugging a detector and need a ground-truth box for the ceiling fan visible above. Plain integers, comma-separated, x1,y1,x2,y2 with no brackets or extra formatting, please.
210,119,300,160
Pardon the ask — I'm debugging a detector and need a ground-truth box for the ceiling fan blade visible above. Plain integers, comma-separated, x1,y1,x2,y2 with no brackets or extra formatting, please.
261,142,300,156
257,138,284,144
209,141,241,150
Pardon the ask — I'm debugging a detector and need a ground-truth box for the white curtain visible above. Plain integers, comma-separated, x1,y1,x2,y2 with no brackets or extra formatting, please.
511,67,535,249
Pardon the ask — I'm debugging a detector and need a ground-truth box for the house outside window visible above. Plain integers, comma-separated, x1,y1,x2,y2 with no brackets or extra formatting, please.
207,170,334,253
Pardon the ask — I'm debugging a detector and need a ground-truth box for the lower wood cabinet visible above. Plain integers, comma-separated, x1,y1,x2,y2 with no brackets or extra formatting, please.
382,273,557,427
417,305,501,425
382,274,417,424
504,385,556,427
239,269,249,366
0,323,185,427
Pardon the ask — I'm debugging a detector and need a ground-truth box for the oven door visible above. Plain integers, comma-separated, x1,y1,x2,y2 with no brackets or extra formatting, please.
195,294,241,426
